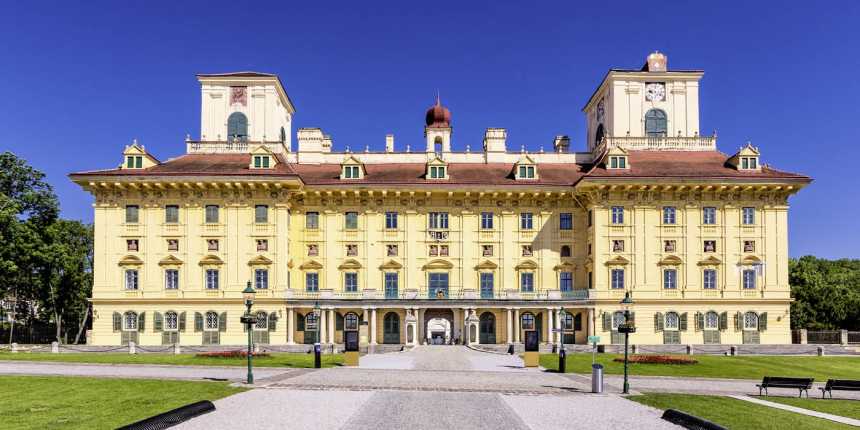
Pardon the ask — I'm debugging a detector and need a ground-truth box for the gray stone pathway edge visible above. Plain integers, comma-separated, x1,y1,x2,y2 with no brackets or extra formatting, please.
728,395,860,427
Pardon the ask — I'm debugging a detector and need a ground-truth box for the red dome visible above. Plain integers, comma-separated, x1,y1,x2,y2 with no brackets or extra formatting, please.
425,93,451,127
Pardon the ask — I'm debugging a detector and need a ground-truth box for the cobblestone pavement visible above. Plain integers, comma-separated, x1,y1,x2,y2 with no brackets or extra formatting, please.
0,360,291,382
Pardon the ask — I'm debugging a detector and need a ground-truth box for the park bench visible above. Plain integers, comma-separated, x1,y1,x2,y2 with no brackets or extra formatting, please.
819,379,860,399
756,376,814,398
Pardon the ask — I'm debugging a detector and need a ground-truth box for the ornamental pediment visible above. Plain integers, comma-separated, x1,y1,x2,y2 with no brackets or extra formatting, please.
119,255,143,266
604,255,630,266
199,255,224,265
379,260,403,270
475,260,498,270
658,255,684,266
423,259,454,270
515,260,539,270
158,255,184,266
300,260,324,270
248,255,273,266
553,261,577,271
338,259,363,270
697,256,723,266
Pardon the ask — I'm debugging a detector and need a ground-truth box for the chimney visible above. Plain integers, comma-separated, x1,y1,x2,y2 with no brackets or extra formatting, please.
321,135,332,153
483,128,506,163
297,128,324,164
553,136,570,153
386,135,394,152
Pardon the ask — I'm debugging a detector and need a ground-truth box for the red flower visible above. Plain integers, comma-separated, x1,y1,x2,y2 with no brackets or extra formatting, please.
613,355,698,365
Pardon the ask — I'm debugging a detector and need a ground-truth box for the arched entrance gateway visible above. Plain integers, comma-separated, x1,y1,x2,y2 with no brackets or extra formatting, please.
424,308,454,345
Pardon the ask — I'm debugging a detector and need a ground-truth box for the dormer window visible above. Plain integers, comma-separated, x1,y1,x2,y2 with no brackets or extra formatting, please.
514,156,538,180
249,145,277,169
122,141,158,170
430,166,445,179
127,156,143,169
426,156,448,180
344,166,359,178
740,157,757,170
253,155,271,169
519,166,535,178
606,147,630,170
731,143,761,171
609,156,627,169
340,155,365,180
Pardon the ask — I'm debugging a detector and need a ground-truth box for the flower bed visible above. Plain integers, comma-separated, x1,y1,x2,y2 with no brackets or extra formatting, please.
195,351,271,358
613,355,698,365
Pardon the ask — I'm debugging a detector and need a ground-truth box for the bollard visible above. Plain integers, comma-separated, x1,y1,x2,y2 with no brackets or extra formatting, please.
818,346,825,357
11,342,18,354
687,344,693,355
591,364,604,393
840,330,848,345
632,344,638,354
129,341,136,354
174,342,181,354
253,342,260,353
799,329,807,345
51,342,59,354
730,346,737,356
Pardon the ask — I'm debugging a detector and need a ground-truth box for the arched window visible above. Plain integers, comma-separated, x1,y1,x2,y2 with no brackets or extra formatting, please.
165,312,178,330
645,109,667,137
665,312,679,330
345,312,358,330
279,126,286,143
227,112,248,142
564,313,573,330
124,312,137,330
256,311,268,329
305,313,317,327
560,246,571,257
744,312,757,329
612,311,625,329
595,123,605,147
205,311,218,329
705,311,718,329
521,312,534,329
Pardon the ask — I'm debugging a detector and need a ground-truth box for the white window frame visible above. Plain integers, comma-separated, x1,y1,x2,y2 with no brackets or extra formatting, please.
385,212,398,229
344,212,358,230
306,212,320,229
125,269,139,290
665,312,679,329
124,311,137,330
663,269,677,289
663,206,676,224
205,269,219,290
703,207,716,224
611,206,624,224
165,269,179,290
481,212,493,229
255,269,268,289
742,207,755,225
205,311,218,330
742,269,757,289
611,269,624,289
703,269,717,289
521,213,533,230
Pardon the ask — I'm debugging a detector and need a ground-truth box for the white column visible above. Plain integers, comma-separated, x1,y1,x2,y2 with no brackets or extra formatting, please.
514,309,521,343
370,308,378,344
587,308,595,337
287,308,295,344
545,308,553,344
453,308,461,343
328,308,335,344
319,309,327,344
417,308,425,345
506,308,513,344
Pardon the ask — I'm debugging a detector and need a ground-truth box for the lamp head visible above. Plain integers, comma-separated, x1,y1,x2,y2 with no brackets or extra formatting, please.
313,301,321,317
620,291,634,308
242,281,256,305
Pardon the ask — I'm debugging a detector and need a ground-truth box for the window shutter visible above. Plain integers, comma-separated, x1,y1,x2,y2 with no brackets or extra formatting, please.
629,312,635,323
113,312,122,332
656,312,664,331
742,331,751,344
269,312,277,332
736,312,743,331
336,313,344,331
663,331,671,344
162,331,170,345
194,312,203,332
219,312,227,332
172,331,179,344
574,313,582,331
758,312,767,332
673,331,681,344
603,312,611,331
154,312,163,332
138,312,146,332
751,331,760,344
719,312,728,331
297,313,305,331
697,312,704,332
680,313,688,332
121,331,130,345
179,312,187,332
259,331,269,344
203,331,211,345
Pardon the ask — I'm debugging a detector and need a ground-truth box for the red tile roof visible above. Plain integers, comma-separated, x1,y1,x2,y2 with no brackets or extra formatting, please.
292,163,582,186
69,154,299,178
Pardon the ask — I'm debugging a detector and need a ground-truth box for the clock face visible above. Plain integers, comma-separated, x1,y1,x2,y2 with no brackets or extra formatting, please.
597,99,605,119
645,83,665,102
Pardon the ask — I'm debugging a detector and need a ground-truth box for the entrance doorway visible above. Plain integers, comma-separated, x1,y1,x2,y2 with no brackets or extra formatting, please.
383,312,400,344
424,308,455,345
479,312,495,344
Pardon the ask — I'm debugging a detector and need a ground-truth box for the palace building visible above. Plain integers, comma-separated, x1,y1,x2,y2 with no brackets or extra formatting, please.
70,52,810,347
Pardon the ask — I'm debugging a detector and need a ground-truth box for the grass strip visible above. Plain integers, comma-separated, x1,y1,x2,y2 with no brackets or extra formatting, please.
764,396,860,420
0,351,344,367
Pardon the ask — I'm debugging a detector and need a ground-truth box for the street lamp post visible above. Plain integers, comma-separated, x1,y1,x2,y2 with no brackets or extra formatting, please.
620,291,635,394
313,302,322,369
242,281,257,385
557,307,567,373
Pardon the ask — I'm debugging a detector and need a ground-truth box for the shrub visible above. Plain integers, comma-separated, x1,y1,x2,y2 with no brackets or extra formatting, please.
613,355,698,365
195,351,271,358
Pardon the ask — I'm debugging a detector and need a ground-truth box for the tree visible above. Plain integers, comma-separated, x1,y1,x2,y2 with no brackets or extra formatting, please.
790,256,860,331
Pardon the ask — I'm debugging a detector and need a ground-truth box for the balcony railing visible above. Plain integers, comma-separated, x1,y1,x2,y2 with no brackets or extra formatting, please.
480,290,494,299
594,134,717,154
385,289,399,299
560,290,589,299
186,140,289,154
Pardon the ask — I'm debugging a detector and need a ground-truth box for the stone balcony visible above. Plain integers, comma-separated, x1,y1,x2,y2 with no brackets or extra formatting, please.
594,134,717,155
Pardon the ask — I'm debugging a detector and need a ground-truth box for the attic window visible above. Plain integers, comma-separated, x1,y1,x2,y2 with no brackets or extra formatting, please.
518,166,535,179
608,156,627,169
343,166,360,179
429,166,446,179
740,157,757,170
126,156,143,169
253,156,271,169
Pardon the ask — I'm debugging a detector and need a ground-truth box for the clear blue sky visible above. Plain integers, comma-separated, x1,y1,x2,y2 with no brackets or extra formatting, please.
1,1,858,259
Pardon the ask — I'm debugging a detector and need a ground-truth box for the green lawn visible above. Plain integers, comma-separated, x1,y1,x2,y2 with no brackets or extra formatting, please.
540,353,860,380
628,393,856,430
765,397,860,420
0,352,344,368
0,375,246,430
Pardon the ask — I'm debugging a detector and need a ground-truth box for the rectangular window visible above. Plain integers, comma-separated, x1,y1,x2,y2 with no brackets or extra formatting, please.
165,205,179,223
254,156,261,168
520,273,534,292
703,207,716,224
429,212,448,229
611,206,624,224
703,269,717,289
306,273,319,292
345,212,358,229
255,269,268,289
430,166,445,178
126,205,139,223
344,166,352,178
481,212,493,229
344,272,358,292
165,269,178,289
352,166,358,177
255,205,268,223
384,273,399,298
519,166,526,177
480,273,493,297
385,212,398,229
306,212,319,229
742,207,755,225
205,269,219,289
742,158,749,169
262,157,270,168
135,157,142,169
664,269,677,289
125,270,138,290
749,158,756,169
611,157,618,169
663,206,676,224
127,156,134,168
743,269,756,289
611,269,624,289
521,213,533,230
429,273,449,296
560,213,572,230
205,205,219,223
527,166,535,178
560,273,572,292
618,157,626,168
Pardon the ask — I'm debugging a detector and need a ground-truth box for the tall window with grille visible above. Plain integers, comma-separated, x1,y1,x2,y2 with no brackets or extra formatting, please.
125,270,139,290
663,206,676,224
345,212,358,229
481,212,493,229
165,312,178,330
165,269,178,289
385,212,398,229
125,312,138,329
205,205,219,223
611,269,624,289
560,272,573,292
703,269,717,289
255,269,268,289
126,205,139,223
480,273,493,298
742,269,756,289
521,273,534,292
521,213,533,229
345,273,358,292
664,269,678,289
559,213,572,230
205,311,218,329
385,273,398,298
429,212,449,229
703,207,716,224
306,273,319,292
742,207,755,224
255,205,268,223
205,269,219,289
165,205,179,223
611,207,624,224
306,212,319,229
429,273,449,297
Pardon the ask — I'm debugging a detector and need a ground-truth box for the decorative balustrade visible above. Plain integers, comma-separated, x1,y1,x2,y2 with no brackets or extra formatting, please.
703,290,721,299
743,290,760,298
663,290,680,299
560,290,589,300
253,223,270,234
741,226,756,236
594,135,717,154
203,223,222,234
519,231,535,241
558,231,573,240
125,224,140,234
344,230,358,239
384,230,400,240
162,223,180,234
305,229,320,238
186,141,290,154
701,226,718,236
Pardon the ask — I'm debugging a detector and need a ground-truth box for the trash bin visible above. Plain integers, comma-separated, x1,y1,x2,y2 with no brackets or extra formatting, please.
591,364,603,393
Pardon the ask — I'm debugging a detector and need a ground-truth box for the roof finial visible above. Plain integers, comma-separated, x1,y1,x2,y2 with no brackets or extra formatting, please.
436,90,440,105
